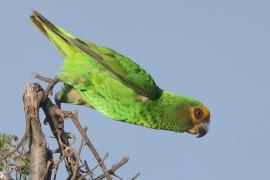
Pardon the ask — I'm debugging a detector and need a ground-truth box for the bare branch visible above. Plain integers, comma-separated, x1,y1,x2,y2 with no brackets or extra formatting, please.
52,154,66,180
91,152,109,173
23,83,51,180
40,97,80,179
130,173,140,180
68,112,112,180
94,156,129,180
72,127,87,180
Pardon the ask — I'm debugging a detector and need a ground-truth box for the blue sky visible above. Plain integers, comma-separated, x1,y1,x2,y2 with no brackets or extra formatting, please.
0,0,269,179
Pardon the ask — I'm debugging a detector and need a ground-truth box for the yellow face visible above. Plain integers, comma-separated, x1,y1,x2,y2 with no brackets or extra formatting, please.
187,106,210,138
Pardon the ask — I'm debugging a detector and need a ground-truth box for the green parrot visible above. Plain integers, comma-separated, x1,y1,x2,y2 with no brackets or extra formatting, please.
31,10,210,137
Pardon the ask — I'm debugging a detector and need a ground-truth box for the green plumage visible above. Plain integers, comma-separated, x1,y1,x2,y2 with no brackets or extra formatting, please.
31,11,210,136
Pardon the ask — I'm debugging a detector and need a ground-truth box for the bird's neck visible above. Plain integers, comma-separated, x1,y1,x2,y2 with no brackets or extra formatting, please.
133,91,186,132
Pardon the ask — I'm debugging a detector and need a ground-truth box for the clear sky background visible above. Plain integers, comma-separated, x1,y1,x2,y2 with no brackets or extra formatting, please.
1,0,269,179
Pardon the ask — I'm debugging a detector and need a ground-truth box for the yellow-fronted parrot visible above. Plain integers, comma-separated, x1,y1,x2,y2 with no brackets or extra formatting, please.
31,11,210,137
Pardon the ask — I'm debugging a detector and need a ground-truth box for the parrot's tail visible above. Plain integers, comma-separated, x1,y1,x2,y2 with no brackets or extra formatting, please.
31,10,77,58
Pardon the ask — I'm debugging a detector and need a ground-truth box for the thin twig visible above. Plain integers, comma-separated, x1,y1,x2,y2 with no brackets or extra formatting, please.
79,160,95,180
77,171,93,180
130,173,140,180
71,127,87,180
68,112,112,180
78,152,110,180
52,153,67,180
91,152,109,173
94,157,129,180
32,73,54,83
77,127,87,160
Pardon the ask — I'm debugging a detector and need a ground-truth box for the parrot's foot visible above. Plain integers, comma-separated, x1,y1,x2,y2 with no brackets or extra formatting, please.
32,72,60,101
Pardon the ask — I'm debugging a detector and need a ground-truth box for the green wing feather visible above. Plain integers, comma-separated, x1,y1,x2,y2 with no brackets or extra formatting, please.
31,10,162,100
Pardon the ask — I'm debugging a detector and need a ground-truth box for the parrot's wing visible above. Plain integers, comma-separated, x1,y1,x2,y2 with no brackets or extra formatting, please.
31,10,162,100
71,39,163,100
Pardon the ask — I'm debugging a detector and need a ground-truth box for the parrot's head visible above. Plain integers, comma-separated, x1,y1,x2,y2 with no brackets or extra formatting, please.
175,97,210,138
186,105,210,138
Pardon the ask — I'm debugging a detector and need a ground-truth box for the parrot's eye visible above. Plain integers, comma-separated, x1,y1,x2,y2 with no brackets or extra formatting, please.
194,107,203,119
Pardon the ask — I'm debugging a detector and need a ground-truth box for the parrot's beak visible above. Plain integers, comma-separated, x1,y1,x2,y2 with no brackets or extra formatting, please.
196,120,210,138
187,119,210,138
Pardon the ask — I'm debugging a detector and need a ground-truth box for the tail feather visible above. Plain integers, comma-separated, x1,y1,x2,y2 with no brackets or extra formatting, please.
31,10,76,57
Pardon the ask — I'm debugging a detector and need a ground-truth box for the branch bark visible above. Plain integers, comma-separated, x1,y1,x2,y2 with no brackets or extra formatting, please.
23,83,52,180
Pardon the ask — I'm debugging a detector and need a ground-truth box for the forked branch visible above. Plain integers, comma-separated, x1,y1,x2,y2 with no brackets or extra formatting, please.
0,75,139,180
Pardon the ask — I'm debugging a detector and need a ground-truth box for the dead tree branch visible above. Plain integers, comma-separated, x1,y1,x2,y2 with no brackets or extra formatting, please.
0,75,137,179
40,88,81,179
23,83,52,180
